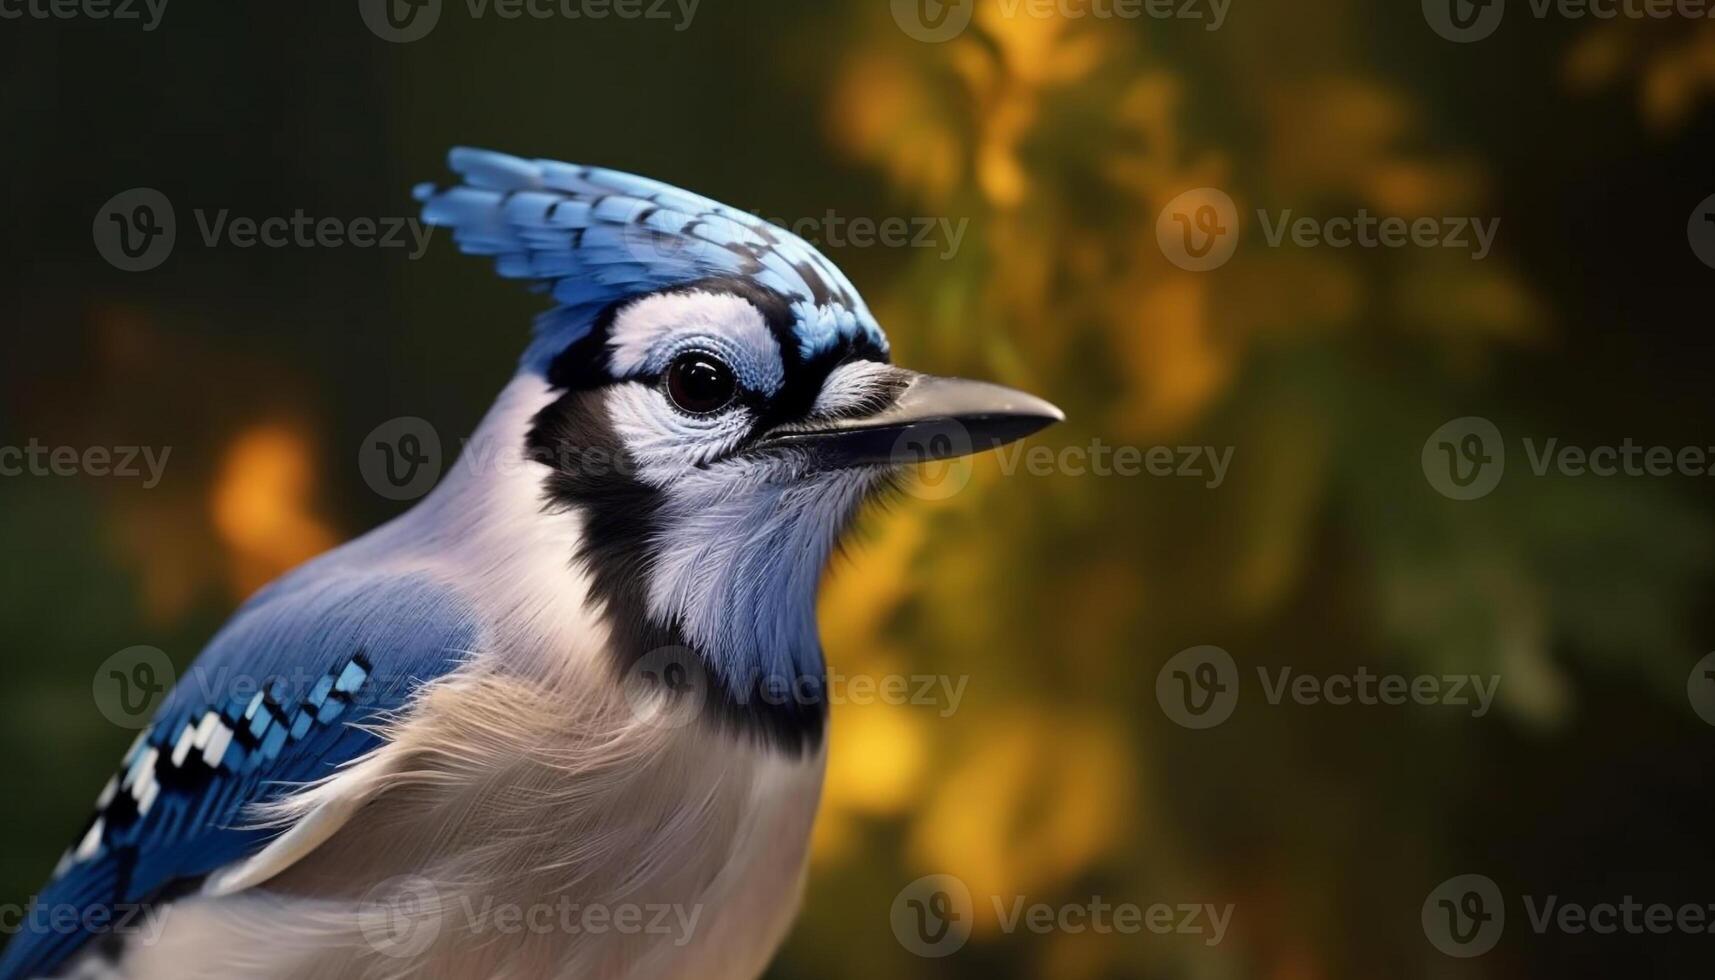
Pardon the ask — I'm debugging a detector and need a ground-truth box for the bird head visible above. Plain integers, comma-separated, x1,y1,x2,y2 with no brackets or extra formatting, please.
417,148,1061,751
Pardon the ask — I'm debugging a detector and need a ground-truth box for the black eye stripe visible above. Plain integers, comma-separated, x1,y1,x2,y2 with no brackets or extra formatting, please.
546,278,896,458
750,342,887,430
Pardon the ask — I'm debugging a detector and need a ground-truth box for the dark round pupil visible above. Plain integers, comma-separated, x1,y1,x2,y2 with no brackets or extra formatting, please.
667,354,736,413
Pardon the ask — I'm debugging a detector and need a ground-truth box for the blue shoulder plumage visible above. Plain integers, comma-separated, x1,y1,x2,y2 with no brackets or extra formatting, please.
414,147,888,372
0,569,479,980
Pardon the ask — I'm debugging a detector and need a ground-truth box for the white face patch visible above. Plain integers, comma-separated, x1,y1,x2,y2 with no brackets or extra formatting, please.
525,290,906,714
602,382,759,485
606,290,785,396
807,360,899,420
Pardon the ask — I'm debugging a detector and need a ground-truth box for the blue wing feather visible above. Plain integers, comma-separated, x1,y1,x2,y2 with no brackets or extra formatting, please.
0,569,480,980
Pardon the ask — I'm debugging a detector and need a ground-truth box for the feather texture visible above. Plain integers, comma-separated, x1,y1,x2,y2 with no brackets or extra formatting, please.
414,148,888,371
0,573,480,980
1,147,921,978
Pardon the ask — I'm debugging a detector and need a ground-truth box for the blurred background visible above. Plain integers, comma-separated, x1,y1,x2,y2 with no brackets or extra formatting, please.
4,1,1715,977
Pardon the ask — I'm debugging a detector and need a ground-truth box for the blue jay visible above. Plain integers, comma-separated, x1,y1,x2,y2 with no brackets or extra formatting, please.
1,148,1060,980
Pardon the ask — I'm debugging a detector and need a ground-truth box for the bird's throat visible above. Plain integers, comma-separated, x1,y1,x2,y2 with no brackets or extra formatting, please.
526,385,869,754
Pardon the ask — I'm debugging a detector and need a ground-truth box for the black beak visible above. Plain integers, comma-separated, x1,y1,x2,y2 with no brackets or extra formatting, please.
751,371,1064,468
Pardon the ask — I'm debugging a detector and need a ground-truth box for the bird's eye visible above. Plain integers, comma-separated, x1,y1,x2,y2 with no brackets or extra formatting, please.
664,351,737,414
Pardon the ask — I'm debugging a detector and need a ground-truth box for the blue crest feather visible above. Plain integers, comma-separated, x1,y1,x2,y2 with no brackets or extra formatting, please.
415,147,889,372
